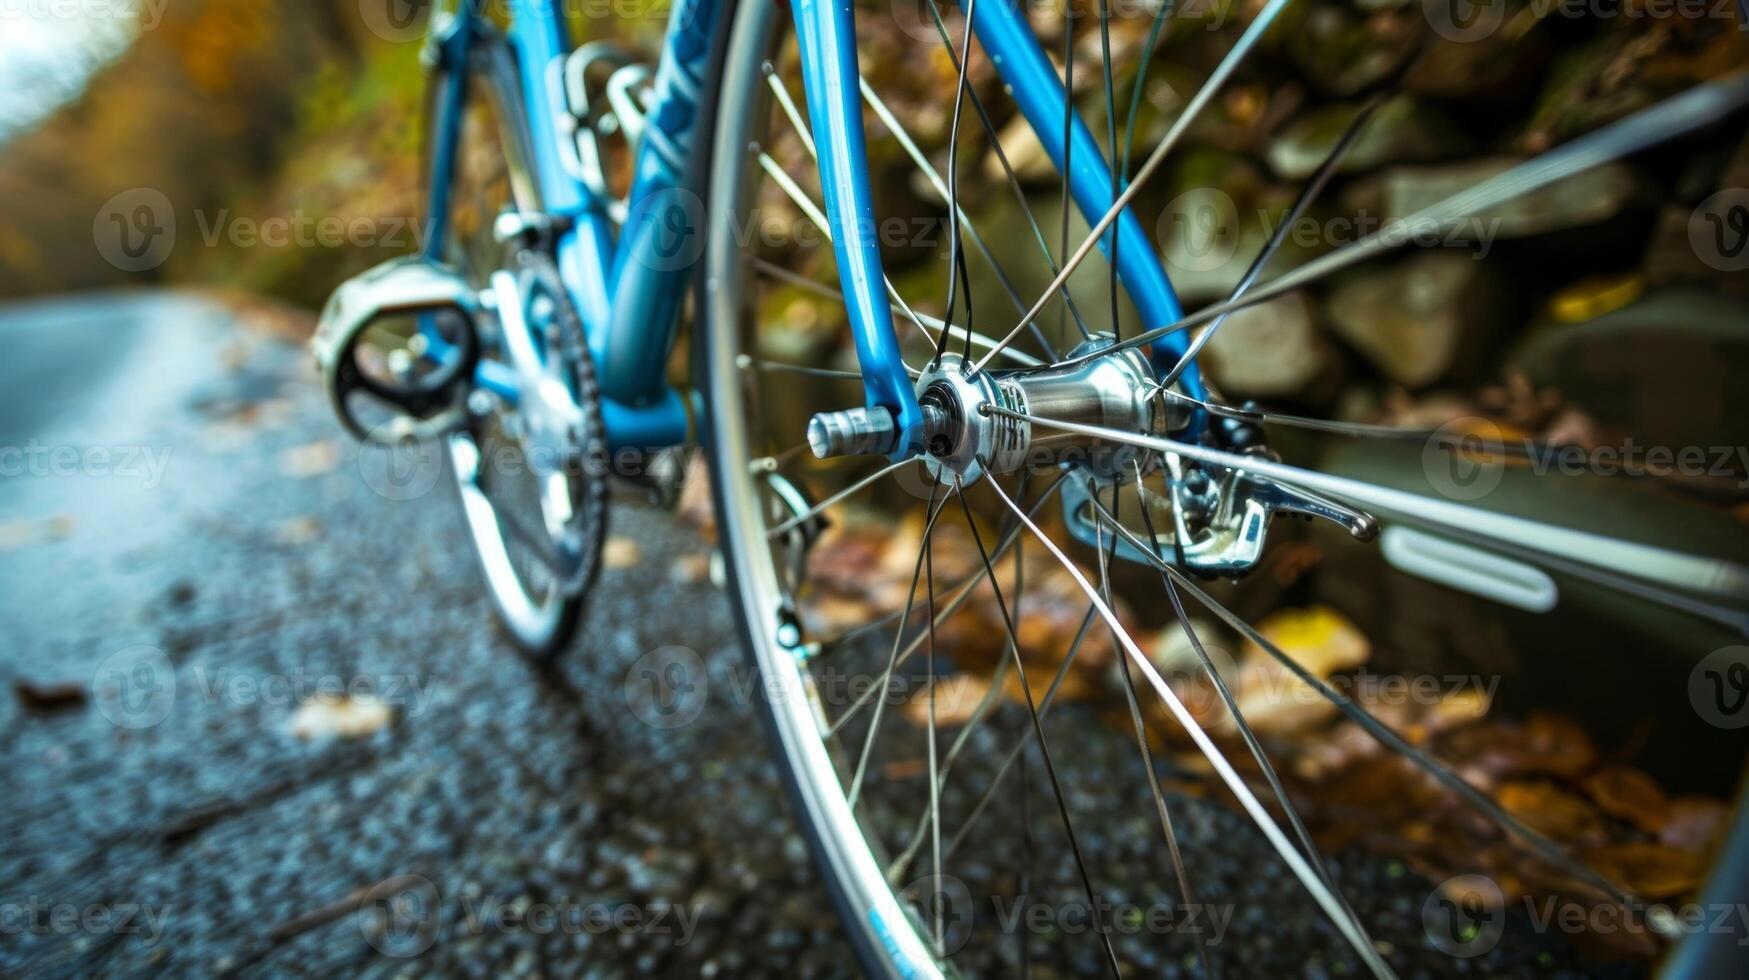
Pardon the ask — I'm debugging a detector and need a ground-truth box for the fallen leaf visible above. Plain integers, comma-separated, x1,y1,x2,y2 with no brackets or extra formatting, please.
278,441,341,478
1660,796,1729,853
289,694,393,741
902,673,992,729
603,536,642,569
801,594,874,634
1584,842,1703,898
1582,767,1667,834
13,679,86,712
674,454,715,537
670,552,712,584
0,514,75,551
883,758,927,780
1230,606,1370,735
273,516,323,546
1496,780,1605,843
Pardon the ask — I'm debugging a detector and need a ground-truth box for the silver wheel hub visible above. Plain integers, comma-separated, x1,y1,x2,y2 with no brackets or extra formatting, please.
916,337,1179,485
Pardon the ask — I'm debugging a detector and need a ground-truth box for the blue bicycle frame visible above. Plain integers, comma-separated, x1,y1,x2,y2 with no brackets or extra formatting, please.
426,0,1199,453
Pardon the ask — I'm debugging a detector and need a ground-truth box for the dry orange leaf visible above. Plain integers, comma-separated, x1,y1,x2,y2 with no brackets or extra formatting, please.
1584,842,1704,899
1581,767,1668,834
1230,606,1370,736
1496,780,1605,843
901,673,993,729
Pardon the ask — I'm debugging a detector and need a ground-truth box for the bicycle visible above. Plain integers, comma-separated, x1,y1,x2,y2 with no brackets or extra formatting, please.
315,0,1749,974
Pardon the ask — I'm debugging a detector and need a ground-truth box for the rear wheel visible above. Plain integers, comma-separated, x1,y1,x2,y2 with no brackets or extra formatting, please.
703,0,1749,976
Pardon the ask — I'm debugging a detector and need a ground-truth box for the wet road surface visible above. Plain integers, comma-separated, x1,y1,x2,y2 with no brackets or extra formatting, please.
0,294,1622,978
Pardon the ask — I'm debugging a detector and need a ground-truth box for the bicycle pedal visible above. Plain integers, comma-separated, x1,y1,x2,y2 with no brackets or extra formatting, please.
604,446,690,508
313,256,483,444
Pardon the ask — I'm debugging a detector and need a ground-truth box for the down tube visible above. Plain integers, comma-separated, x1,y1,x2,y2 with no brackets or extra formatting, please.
966,0,1204,398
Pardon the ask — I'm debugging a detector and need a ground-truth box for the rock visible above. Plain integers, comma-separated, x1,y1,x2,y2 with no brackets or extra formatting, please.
1340,156,1641,241
986,112,1058,186
1326,251,1508,389
1404,17,1547,100
1158,149,1299,304
1265,95,1468,182
1199,291,1337,400
1515,27,1744,153
1282,4,1419,98
1509,287,1749,459
1155,617,1237,726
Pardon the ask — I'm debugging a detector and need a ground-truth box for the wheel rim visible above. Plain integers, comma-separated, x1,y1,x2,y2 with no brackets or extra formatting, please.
706,2,1749,976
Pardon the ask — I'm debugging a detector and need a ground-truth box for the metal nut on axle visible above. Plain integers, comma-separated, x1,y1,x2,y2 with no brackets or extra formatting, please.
807,406,896,458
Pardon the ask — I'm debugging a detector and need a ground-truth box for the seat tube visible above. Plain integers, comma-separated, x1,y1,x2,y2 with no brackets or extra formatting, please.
792,0,923,454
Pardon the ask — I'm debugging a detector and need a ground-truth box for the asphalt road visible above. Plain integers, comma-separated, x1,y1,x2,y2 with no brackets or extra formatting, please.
0,294,1626,978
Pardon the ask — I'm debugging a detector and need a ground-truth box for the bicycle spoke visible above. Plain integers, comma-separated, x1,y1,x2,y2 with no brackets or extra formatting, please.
752,145,937,351
1118,0,1174,179
736,354,866,381
921,602,1095,869
852,74,1064,361
989,406,1749,625
1157,93,1385,389
750,250,1042,368
923,479,945,952
765,457,913,538
1097,477,1380,968
1091,503,1644,910
1098,480,1214,980
982,475,1396,978
1096,0,1121,343
886,604,1039,880
940,0,981,364
1159,389,1451,441
1057,0,1086,346
824,472,1070,737
882,472,1037,881
847,475,953,809
920,0,1097,349
957,480,1124,979
974,0,1297,371
1048,71,1749,375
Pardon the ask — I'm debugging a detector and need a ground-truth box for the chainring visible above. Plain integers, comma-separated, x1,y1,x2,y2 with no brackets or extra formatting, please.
475,247,609,600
